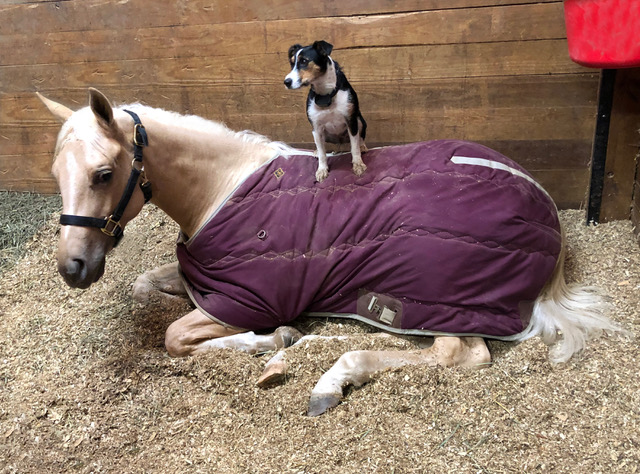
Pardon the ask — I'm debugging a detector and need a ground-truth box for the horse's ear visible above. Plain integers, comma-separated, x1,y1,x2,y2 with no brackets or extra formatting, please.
89,88,114,127
36,92,73,123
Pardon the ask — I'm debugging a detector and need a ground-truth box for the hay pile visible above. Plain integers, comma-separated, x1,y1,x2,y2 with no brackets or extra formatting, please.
0,192,61,272
0,194,638,473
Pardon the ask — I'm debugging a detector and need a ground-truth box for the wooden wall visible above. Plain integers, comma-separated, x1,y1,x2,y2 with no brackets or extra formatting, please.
0,0,602,208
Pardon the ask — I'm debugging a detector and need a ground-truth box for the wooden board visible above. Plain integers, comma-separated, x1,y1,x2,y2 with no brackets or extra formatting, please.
3,74,599,155
0,0,562,35
0,0,605,212
0,3,567,66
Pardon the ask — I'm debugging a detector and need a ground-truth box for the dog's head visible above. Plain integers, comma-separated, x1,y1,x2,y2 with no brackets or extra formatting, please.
284,40,333,89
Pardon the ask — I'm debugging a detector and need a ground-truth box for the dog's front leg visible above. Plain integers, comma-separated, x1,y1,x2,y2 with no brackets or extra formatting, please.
312,129,329,182
347,117,366,176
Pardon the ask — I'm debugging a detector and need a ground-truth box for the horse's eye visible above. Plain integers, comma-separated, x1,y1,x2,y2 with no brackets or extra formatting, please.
94,169,113,185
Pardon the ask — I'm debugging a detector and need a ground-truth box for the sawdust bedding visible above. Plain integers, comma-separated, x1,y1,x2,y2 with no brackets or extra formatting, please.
0,196,638,473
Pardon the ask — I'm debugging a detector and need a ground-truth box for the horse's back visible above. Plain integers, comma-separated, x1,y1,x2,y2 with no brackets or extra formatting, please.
177,140,562,338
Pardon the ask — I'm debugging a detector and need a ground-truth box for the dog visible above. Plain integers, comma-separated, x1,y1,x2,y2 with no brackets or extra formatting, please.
284,40,367,182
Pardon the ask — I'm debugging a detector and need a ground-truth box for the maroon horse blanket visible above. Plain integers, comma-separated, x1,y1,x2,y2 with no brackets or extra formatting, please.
176,140,562,339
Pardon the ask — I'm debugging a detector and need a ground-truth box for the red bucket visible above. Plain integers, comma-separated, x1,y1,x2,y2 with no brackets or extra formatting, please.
564,0,640,68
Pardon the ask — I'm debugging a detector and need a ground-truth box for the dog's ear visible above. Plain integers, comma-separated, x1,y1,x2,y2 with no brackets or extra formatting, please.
313,40,333,57
288,44,303,62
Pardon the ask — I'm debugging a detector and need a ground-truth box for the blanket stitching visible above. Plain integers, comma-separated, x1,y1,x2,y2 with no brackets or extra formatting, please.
199,227,559,266
225,163,555,212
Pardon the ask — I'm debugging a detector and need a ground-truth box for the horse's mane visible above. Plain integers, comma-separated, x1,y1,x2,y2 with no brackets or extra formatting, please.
121,103,297,153
54,103,299,160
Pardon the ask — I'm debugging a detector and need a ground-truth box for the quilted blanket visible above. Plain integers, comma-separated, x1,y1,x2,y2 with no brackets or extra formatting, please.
176,140,561,339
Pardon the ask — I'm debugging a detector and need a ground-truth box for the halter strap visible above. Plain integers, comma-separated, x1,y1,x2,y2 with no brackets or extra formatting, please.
59,109,152,247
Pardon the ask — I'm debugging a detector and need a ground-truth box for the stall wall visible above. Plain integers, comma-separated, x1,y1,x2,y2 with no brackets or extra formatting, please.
0,0,599,208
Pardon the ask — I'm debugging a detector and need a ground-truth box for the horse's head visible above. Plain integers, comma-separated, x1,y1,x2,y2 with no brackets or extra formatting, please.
39,88,147,288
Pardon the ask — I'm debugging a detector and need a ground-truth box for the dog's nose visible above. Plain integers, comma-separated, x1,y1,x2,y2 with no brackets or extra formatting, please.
284,78,293,88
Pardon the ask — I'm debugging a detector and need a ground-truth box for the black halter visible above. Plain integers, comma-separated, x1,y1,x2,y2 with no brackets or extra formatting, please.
59,109,152,247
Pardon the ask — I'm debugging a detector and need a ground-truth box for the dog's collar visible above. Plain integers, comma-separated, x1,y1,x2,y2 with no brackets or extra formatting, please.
313,87,339,107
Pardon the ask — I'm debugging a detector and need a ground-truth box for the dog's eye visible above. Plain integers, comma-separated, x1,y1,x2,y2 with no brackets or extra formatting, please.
299,57,308,66
93,169,113,185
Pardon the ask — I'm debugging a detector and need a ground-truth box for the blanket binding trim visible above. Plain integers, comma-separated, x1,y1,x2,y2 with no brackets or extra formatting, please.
451,156,553,199
304,311,532,341
178,264,247,330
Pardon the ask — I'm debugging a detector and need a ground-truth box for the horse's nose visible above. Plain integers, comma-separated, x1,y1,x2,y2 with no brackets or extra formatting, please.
284,78,293,88
58,257,88,288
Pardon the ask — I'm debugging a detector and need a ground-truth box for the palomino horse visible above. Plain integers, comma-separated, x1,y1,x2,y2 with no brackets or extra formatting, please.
39,89,621,416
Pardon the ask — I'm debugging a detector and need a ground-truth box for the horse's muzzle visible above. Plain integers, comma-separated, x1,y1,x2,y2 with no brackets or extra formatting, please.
58,256,105,289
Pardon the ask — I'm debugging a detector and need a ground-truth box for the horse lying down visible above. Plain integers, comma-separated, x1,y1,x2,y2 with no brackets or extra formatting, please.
39,88,623,416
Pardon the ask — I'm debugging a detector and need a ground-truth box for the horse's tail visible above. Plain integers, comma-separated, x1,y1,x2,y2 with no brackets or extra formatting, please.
516,226,625,363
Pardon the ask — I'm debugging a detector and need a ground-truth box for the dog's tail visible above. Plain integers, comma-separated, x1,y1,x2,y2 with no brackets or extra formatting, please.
515,226,626,363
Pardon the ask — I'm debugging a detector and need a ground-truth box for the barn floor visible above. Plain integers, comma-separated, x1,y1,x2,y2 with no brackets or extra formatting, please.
0,195,638,473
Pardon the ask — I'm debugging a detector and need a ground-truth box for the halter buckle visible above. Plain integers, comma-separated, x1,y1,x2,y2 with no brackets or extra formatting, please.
133,123,148,147
131,159,144,172
101,216,122,238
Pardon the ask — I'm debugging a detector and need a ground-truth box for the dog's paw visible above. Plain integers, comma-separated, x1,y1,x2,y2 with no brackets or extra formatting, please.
316,168,329,182
360,142,368,153
352,161,367,176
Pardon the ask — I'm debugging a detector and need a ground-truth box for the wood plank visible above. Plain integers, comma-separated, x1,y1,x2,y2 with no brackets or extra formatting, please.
599,68,640,222
0,4,568,66
478,140,592,170
0,158,589,208
5,124,593,174
0,178,59,194
530,169,589,209
3,73,598,120
2,72,598,163
263,2,566,53
0,21,267,66
0,154,54,190
0,41,587,100
0,124,61,156
3,96,597,151
0,0,595,202
0,0,562,36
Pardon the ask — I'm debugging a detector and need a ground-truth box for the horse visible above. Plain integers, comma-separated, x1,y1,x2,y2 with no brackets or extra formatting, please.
38,88,621,416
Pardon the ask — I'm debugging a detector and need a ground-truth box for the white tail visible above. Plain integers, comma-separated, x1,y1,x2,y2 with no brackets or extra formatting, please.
517,227,625,363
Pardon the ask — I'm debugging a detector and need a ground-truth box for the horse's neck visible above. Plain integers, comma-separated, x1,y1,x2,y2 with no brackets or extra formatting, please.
137,114,275,237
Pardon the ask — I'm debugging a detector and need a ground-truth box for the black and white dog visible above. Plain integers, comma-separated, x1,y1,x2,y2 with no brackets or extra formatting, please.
284,40,367,182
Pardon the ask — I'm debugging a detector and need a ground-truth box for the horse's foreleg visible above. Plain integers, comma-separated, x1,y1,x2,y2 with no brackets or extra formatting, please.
257,335,351,387
307,336,491,416
194,326,303,355
164,309,302,357
257,333,427,387
132,261,188,303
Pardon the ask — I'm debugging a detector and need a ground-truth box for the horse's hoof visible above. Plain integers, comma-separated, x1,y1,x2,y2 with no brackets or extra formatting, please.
257,370,286,388
307,392,342,417
274,326,303,349
257,358,288,388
